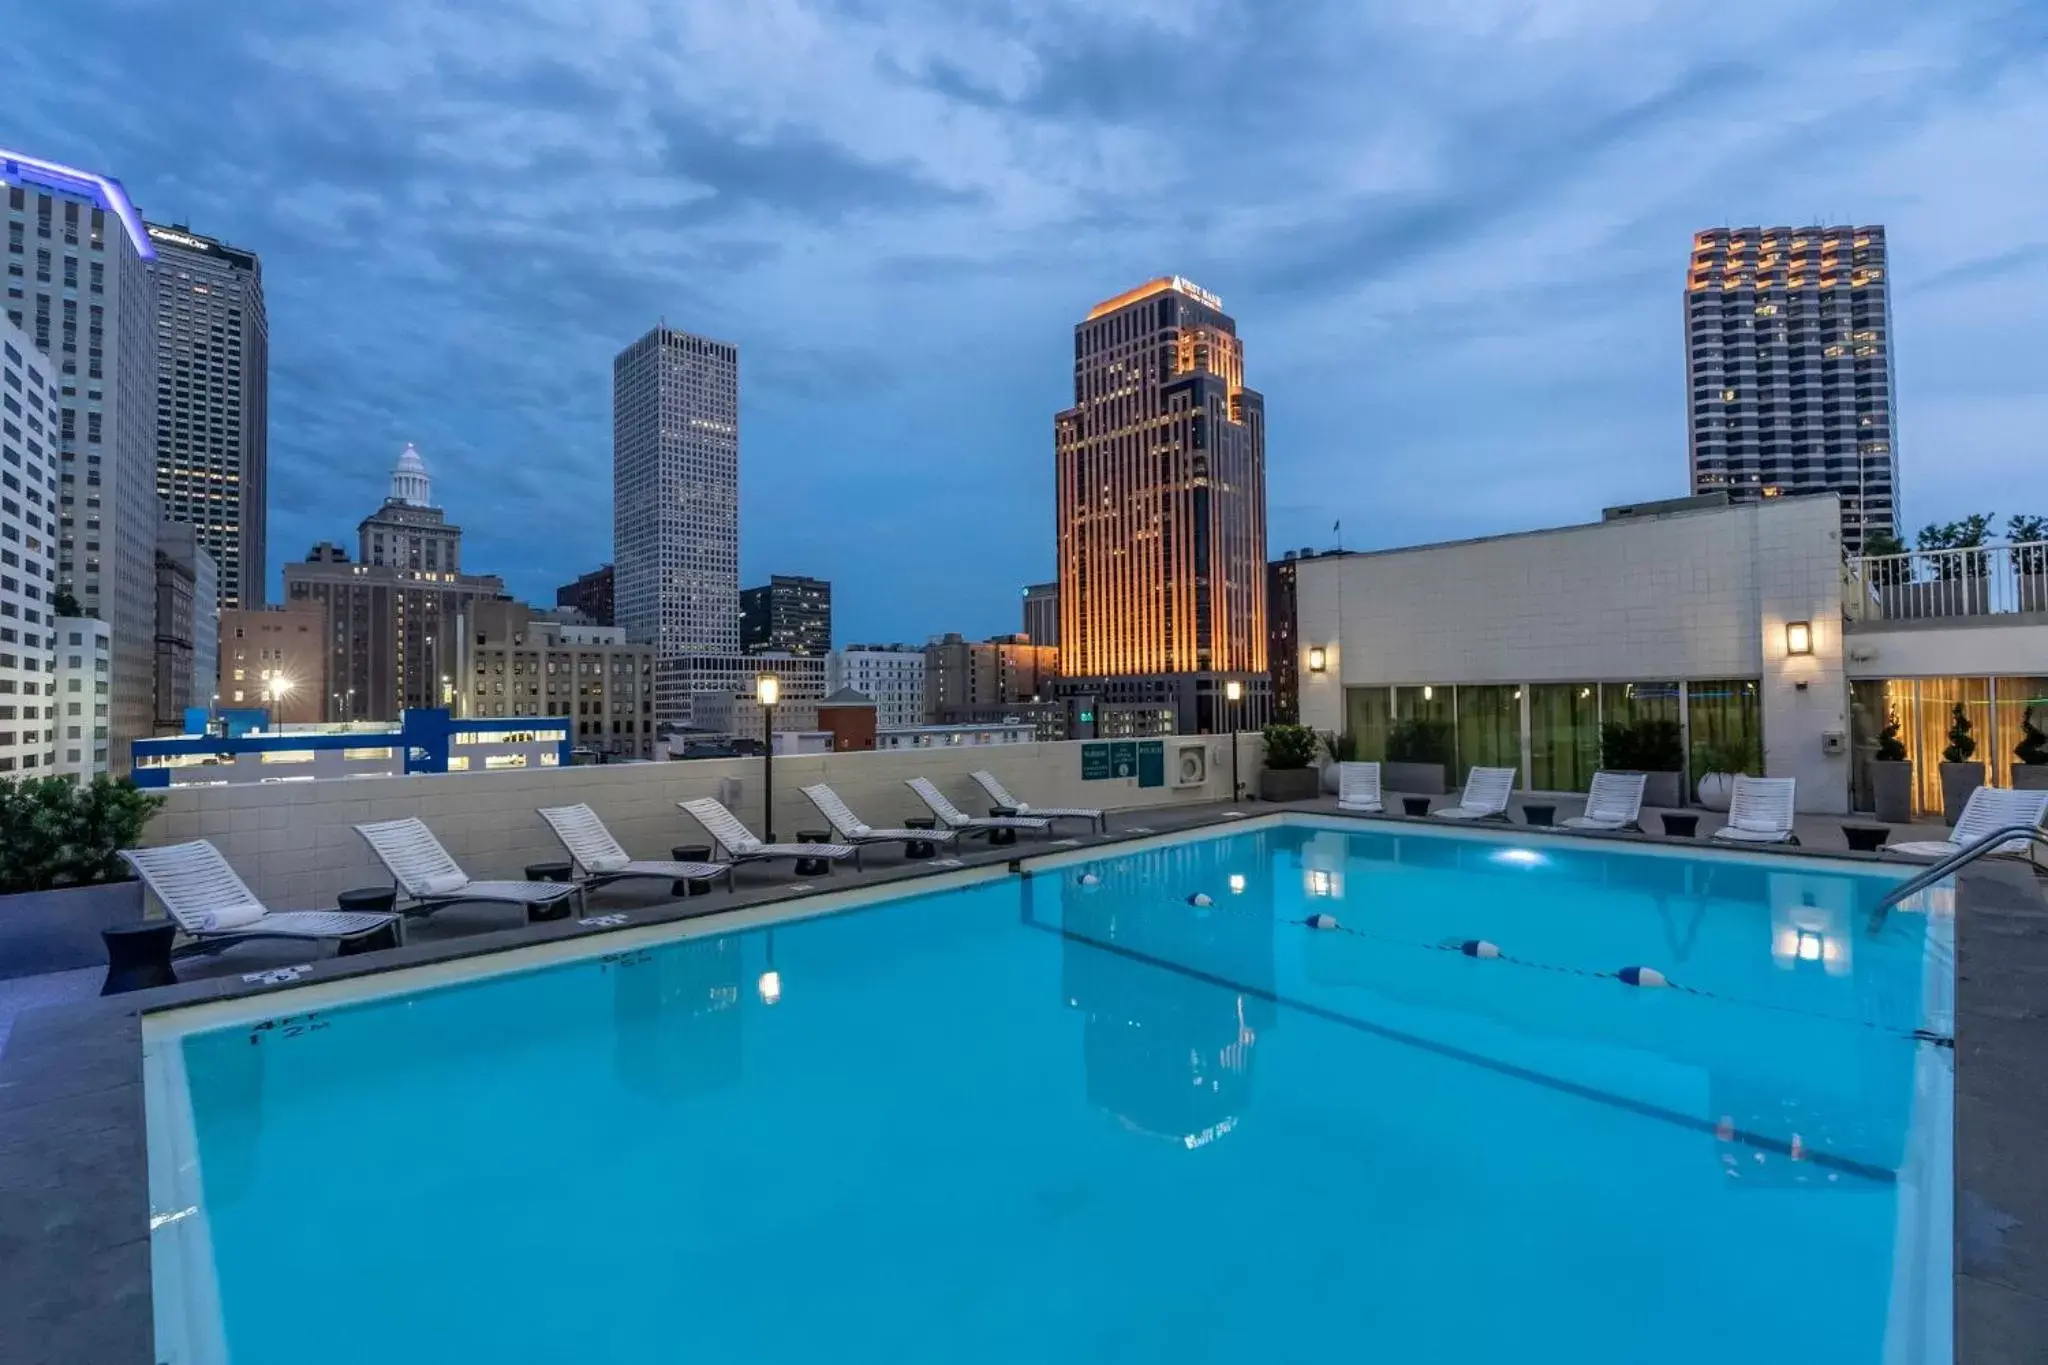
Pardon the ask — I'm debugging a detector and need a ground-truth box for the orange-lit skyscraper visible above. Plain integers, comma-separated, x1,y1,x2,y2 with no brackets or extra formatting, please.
1055,277,1268,735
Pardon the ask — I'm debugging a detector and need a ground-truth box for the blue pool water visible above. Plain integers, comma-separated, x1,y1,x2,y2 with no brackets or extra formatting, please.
151,820,1949,1364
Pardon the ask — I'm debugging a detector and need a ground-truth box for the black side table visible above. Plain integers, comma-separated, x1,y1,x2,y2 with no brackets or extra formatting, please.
671,845,716,895
1661,812,1701,838
334,888,403,955
521,863,575,922
1842,824,1889,853
902,817,938,859
1522,803,1557,827
1402,796,1433,817
102,920,177,995
795,830,833,878
525,861,572,883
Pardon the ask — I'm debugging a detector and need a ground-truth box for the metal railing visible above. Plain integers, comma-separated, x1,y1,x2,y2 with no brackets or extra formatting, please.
1845,541,2048,622
1873,824,2048,915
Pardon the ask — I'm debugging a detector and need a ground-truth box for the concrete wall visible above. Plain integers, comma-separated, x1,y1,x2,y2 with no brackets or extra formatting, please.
144,736,1259,910
1295,496,1852,811
1846,617,2048,678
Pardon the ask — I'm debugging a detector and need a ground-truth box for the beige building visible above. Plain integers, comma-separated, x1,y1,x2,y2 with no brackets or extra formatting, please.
467,600,656,759
218,603,328,725
923,633,1056,721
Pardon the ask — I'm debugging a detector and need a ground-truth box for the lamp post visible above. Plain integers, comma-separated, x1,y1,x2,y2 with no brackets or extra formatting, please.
266,674,293,723
756,673,780,841
1225,678,1243,801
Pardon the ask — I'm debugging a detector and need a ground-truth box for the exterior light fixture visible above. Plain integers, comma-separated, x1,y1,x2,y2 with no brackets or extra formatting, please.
1785,621,1813,656
756,674,781,840
755,674,780,707
1224,680,1243,703
265,675,293,703
1307,646,1327,673
1222,679,1244,800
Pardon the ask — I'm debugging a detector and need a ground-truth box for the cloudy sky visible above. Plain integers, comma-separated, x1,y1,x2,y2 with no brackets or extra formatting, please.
10,0,2044,641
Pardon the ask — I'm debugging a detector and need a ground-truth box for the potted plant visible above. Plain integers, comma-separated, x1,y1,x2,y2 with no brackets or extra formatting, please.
1258,723,1322,802
0,776,165,982
1319,731,1361,794
1692,737,1759,812
1383,718,1451,795
1600,718,1685,809
1870,710,1914,822
2014,707,2048,792
1938,701,1983,826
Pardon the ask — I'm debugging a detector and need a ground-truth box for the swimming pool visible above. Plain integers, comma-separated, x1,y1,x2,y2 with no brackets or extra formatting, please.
143,816,1952,1364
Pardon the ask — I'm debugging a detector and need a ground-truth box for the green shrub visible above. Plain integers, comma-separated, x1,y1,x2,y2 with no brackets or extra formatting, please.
1942,702,1976,764
1600,718,1683,771
1322,731,1361,763
1385,719,1451,765
1875,711,1908,762
1692,737,1760,777
0,776,165,894
2015,707,2048,767
1262,724,1320,770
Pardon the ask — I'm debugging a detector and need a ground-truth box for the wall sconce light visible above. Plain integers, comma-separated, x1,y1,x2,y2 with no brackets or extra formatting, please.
1785,621,1813,656
1306,646,1327,673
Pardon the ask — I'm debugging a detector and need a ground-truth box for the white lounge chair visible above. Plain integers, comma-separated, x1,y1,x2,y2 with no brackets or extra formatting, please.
678,797,862,872
1563,771,1647,832
1886,786,2048,862
905,777,1050,839
1336,761,1382,814
801,783,962,854
354,817,586,919
1710,776,1799,846
1433,766,1516,822
122,841,400,955
537,803,735,894
969,770,1105,832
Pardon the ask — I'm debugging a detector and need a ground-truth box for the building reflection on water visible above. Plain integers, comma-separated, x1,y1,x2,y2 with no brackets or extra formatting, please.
1059,840,1277,1148
612,934,745,1100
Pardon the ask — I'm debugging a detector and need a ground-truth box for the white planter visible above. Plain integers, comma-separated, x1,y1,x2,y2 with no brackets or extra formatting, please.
1696,772,1736,812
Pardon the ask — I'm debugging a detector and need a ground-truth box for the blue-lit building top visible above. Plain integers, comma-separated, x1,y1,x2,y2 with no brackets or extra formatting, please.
131,709,571,787
0,149,154,259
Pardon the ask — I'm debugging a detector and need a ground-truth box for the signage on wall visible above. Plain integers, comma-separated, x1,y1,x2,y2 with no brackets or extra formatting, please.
1080,743,1110,780
1084,739,1166,785
1137,740,1164,788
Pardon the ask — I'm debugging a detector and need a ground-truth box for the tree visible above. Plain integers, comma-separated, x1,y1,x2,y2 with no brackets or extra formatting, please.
2017,708,2048,768
1942,702,1977,765
1858,530,1909,586
1876,710,1907,762
1917,515,1995,581
51,589,80,619
2009,514,2048,577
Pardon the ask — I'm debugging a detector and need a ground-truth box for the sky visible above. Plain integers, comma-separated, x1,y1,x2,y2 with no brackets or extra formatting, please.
8,0,2046,643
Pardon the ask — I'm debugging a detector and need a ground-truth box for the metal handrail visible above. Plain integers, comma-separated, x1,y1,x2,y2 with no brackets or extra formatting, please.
1875,824,2048,912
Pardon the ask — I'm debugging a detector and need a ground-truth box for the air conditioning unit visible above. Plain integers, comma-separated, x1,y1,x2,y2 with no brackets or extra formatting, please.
1171,741,1209,789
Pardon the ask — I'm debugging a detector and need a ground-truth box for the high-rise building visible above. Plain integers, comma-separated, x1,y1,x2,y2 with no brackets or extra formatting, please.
218,603,328,725
153,520,217,733
740,574,830,656
0,318,60,776
52,616,111,779
1685,225,1899,552
1054,276,1268,734
1022,581,1059,648
2,149,162,766
826,644,925,729
282,447,506,719
612,325,739,728
467,600,655,760
145,222,266,611
1265,548,1340,725
555,563,614,626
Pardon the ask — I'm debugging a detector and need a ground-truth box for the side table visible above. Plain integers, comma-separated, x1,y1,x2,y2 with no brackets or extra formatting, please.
1660,812,1701,838
1842,823,1889,853
795,830,833,878
1521,803,1557,827
902,817,938,859
1401,796,1433,817
101,920,178,995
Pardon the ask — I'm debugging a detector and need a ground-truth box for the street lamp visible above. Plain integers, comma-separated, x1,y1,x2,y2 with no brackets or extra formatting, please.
265,674,293,720
756,673,780,841
1224,679,1244,801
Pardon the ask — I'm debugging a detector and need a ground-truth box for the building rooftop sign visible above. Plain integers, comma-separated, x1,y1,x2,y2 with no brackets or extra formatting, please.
0,148,154,260
1086,275,1225,321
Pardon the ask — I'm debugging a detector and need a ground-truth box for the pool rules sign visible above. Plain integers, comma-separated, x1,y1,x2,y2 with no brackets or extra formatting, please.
1081,740,1165,788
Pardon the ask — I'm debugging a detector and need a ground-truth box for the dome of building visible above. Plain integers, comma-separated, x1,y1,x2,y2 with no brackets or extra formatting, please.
389,442,433,507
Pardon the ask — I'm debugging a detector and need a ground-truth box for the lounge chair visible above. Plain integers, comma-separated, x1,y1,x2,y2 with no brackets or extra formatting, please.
1710,776,1799,846
121,840,401,954
678,797,862,872
1886,786,2048,862
1336,761,1382,814
801,783,962,855
537,803,735,894
969,770,1105,832
355,817,585,919
905,777,1050,839
1433,766,1516,822
1563,771,1647,832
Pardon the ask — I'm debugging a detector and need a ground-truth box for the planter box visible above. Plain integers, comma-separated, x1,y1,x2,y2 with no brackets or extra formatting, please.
1382,761,1446,796
2013,765,2048,792
1259,768,1321,802
1612,769,1684,809
1695,772,1735,812
1871,760,1915,822
0,879,145,981
1939,762,1985,826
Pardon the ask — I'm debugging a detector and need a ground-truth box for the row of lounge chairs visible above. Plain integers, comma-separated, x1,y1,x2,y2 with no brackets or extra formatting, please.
1332,759,2048,859
115,771,1104,959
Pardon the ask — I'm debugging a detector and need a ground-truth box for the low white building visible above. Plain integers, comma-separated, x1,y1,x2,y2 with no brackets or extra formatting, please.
0,319,60,777
1294,491,2048,817
52,617,112,780
875,721,1037,751
827,644,925,729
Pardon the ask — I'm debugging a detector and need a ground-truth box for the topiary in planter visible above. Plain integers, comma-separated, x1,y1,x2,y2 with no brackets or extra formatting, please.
1260,724,1322,801
1938,702,1984,825
2014,707,2048,791
0,776,165,894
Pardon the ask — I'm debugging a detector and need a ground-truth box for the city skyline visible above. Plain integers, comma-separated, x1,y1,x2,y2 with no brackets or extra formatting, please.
8,0,2042,644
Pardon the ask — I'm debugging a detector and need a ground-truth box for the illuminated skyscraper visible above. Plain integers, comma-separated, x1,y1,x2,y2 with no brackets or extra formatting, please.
1054,277,1267,734
1685,225,1899,552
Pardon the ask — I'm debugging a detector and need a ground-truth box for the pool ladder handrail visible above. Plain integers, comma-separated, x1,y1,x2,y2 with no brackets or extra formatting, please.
1874,824,2048,913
